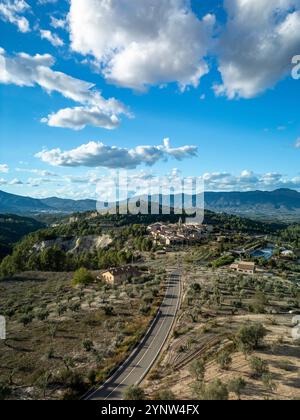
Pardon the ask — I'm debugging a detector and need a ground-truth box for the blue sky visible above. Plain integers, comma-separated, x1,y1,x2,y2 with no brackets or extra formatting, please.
0,0,300,199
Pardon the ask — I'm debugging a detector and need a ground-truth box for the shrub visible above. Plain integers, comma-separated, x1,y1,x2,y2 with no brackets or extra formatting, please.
201,379,229,401
20,313,34,327
228,377,246,400
251,291,269,314
87,370,97,385
154,389,176,400
123,385,146,400
47,347,55,360
190,283,201,293
37,309,49,321
4,308,15,318
73,268,94,286
249,357,269,379
83,339,94,352
217,350,233,371
36,371,52,399
0,382,11,400
262,373,277,392
140,304,151,315
57,304,67,317
69,302,80,312
189,359,206,383
211,255,235,268
103,306,114,316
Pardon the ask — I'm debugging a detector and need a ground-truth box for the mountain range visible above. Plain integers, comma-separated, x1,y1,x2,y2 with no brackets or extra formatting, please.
0,188,300,222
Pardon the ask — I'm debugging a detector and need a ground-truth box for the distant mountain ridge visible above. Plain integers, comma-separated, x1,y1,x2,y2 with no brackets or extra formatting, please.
40,197,97,213
0,188,300,221
0,190,51,213
204,189,300,221
205,189,300,209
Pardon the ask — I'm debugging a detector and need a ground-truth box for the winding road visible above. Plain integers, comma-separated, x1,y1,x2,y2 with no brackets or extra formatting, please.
86,271,181,400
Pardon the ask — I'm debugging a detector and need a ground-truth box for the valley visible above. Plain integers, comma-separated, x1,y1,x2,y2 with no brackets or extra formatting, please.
0,208,299,400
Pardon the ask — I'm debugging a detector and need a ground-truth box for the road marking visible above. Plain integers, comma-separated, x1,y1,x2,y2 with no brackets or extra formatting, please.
105,300,173,399
104,276,177,400
87,273,180,401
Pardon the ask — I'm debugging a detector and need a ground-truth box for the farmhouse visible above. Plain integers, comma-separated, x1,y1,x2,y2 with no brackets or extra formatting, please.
100,266,140,285
230,261,256,275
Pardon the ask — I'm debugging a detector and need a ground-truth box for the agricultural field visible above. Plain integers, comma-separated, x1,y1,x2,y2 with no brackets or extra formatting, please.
143,251,300,401
0,268,165,400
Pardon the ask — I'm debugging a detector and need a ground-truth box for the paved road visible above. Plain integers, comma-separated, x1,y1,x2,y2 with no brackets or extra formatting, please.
86,271,181,400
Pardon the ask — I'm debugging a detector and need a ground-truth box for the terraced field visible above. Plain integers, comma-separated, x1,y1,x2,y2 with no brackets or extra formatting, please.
143,259,300,400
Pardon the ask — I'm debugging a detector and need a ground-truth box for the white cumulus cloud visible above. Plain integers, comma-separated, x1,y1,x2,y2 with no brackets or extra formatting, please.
0,48,131,130
68,0,215,91
202,170,300,191
35,138,198,169
215,0,300,99
42,106,120,130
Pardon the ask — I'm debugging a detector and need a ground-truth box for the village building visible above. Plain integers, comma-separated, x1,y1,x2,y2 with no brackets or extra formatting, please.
147,222,211,246
230,261,256,275
100,266,140,285
281,250,295,258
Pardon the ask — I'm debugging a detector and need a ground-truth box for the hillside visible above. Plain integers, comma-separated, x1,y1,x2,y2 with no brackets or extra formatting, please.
0,214,45,261
0,208,286,280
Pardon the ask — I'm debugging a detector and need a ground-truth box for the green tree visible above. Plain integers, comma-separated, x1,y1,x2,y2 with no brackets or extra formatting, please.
0,255,17,279
40,246,66,271
217,350,233,371
252,291,269,314
236,324,267,354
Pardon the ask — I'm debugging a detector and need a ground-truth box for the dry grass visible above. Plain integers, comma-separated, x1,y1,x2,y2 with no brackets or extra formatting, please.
0,270,163,400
